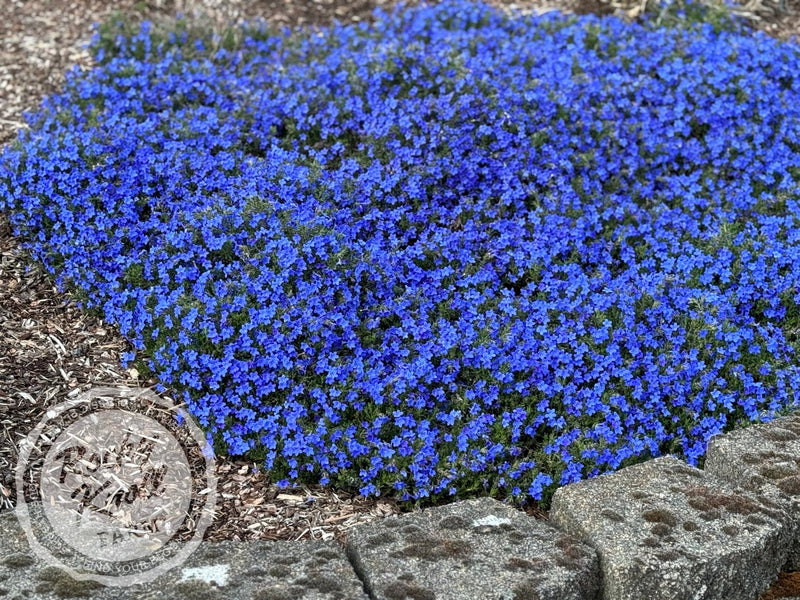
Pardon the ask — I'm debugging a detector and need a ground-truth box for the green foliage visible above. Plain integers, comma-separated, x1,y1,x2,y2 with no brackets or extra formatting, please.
90,8,281,66
643,0,745,33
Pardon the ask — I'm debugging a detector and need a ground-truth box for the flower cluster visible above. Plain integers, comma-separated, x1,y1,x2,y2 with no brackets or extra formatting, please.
3,0,800,507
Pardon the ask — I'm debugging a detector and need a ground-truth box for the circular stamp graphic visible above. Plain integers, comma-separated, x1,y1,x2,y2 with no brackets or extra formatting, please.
15,387,217,587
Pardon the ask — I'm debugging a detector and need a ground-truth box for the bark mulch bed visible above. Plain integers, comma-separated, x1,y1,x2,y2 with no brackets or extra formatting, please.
1,0,798,572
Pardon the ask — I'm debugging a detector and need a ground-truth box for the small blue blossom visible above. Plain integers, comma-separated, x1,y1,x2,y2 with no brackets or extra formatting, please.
2,0,800,508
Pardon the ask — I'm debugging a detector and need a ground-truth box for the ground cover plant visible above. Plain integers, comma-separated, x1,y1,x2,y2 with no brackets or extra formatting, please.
2,0,800,509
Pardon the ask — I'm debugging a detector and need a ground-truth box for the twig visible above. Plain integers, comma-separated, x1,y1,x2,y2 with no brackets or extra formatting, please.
0,118,28,128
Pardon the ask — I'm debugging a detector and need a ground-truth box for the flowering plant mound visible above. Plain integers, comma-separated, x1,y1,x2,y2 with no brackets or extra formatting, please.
3,0,800,507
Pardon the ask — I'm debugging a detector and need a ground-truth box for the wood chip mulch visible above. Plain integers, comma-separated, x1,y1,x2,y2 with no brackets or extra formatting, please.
0,0,797,551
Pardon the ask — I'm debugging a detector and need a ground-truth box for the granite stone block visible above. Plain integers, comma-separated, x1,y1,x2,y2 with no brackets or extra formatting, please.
705,413,800,570
549,455,792,600
346,496,600,600
0,505,369,600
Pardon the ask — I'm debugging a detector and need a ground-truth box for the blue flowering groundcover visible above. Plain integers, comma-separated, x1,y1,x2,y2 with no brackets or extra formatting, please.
3,0,800,508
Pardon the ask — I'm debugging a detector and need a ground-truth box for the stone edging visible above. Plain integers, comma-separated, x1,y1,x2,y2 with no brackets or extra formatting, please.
3,405,800,599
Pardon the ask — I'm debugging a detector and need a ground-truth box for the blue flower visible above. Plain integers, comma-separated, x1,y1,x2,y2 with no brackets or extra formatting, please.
3,0,800,508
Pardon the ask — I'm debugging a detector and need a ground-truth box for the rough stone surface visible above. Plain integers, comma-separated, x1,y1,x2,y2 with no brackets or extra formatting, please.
115,540,368,600
705,413,800,570
549,455,793,600
345,496,600,600
0,505,368,600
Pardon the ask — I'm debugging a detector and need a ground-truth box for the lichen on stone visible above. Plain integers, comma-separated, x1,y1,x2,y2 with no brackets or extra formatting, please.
437,516,468,530
268,565,291,578
722,525,738,536
553,535,590,568
641,508,678,527
600,508,625,522
171,581,220,600
314,549,340,561
366,532,397,548
384,518,402,529
759,464,797,480
741,453,762,464
392,538,473,561
653,550,679,562
383,580,435,600
505,557,536,571
201,547,226,560
759,450,797,463
760,428,799,442
2,553,35,568
775,419,800,434
667,464,703,479
507,531,526,543
777,475,800,495
253,587,302,600
650,523,671,537
401,525,424,535
403,530,436,545
511,575,547,600
35,567,103,598
685,485,761,515
295,573,342,593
